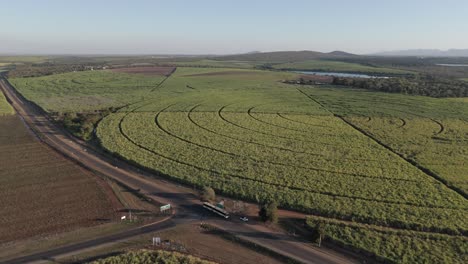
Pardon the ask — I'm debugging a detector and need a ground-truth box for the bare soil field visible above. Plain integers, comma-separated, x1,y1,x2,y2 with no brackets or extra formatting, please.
0,115,120,244
183,70,264,77
110,67,176,76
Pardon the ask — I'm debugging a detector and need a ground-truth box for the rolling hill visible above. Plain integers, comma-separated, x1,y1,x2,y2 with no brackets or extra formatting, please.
213,50,358,62
373,49,468,57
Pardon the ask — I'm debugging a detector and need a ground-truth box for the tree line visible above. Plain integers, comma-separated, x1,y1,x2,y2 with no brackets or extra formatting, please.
332,74,468,98
7,63,107,78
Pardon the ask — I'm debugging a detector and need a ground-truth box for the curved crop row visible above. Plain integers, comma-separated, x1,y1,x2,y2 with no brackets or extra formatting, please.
97,101,467,234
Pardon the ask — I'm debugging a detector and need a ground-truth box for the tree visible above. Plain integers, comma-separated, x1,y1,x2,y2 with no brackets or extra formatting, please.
315,222,326,247
259,206,267,222
258,200,278,223
201,186,215,202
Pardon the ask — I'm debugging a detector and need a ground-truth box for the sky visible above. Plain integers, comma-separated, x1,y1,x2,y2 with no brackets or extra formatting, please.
1,0,467,55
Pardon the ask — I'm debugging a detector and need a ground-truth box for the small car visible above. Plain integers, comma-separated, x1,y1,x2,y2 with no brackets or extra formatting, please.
240,216,249,222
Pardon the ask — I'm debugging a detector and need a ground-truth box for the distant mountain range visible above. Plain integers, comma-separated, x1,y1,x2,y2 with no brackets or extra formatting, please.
373,49,468,57
214,50,358,62
212,49,468,61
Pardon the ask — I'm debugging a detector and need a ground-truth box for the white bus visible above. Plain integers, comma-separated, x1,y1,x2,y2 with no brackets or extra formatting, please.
203,202,230,219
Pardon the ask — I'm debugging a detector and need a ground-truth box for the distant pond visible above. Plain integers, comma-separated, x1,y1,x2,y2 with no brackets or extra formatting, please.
294,71,389,79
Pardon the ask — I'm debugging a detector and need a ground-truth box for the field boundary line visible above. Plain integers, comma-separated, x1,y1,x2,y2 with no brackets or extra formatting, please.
149,67,177,93
296,87,468,200
218,104,326,145
187,105,405,166
337,116,467,199
155,108,425,186
247,105,319,133
276,112,332,128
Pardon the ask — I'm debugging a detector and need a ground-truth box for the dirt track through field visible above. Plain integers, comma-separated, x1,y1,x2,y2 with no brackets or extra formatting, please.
296,87,468,200
111,66,176,76
183,70,262,77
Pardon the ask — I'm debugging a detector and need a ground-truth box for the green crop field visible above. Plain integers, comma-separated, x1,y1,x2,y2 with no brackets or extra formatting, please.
272,60,411,75
306,216,467,264
298,86,468,195
9,66,468,263
448,97,468,103
0,90,14,115
10,70,166,112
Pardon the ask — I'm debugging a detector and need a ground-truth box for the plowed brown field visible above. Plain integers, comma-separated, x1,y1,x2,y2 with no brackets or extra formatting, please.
0,115,120,244
110,66,176,76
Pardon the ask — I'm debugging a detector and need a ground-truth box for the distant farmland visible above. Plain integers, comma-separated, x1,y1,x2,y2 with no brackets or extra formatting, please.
10,70,167,112
110,66,176,76
272,59,410,75
9,66,468,263
0,56,49,64
0,98,119,243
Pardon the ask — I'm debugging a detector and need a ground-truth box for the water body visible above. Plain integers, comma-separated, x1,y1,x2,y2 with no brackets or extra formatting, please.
436,64,468,67
295,71,389,78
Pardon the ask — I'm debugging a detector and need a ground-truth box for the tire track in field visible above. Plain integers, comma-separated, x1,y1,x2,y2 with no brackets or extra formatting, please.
276,113,331,128
218,104,352,148
155,106,421,184
371,117,406,128
431,119,445,135
114,100,394,167
218,104,311,143
339,115,468,199
188,105,405,167
247,105,312,133
249,107,361,139
311,94,454,149
249,105,361,139
298,89,468,200
398,118,406,128
116,104,458,209
93,67,178,136
189,105,337,157
149,68,177,92
374,106,441,134
225,103,385,150
189,105,306,154
333,95,439,115
313,94,444,135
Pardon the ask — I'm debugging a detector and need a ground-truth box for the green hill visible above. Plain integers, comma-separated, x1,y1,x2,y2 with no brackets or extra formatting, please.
214,50,358,62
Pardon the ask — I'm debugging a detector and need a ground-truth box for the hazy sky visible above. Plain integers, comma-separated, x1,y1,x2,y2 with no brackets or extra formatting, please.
1,0,467,55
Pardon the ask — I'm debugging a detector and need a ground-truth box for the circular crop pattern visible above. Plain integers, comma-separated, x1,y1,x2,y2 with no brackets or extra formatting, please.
97,100,468,233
